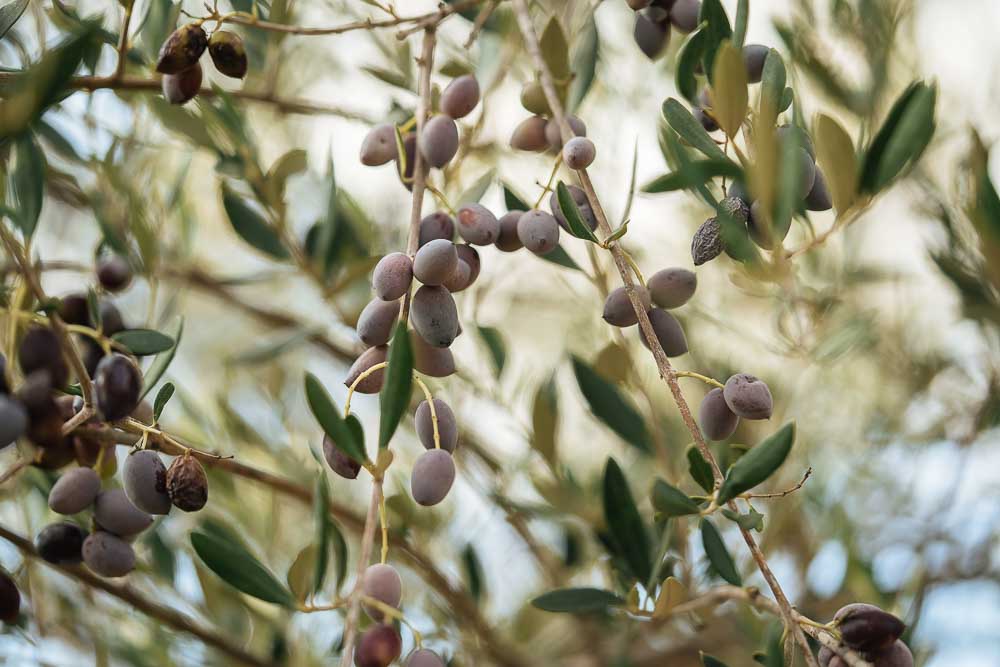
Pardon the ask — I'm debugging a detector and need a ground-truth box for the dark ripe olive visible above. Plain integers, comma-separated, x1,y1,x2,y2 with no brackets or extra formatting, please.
372,253,414,301
627,0,652,9
36,522,87,564
748,201,777,250
415,399,458,452
82,531,136,578
545,114,586,151
694,106,719,132
638,308,688,357
742,44,770,83
818,647,845,667
354,624,402,667
156,23,208,75
405,649,446,667
410,333,456,378
549,185,598,232
166,453,209,512
131,399,155,425
441,260,472,293
411,286,459,348
454,245,481,285
95,354,141,421
410,448,456,506
58,293,91,326
723,373,773,420
361,563,402,621
360,124,399,167
413,239,459,286
510,116,549,152
793,147,817,200
357,298,401,347
440,74,480,119
208,30,248,79
345,346,389,394
669,0,700,33
162,62,203,105
419,212,455,246
646,267,697,309
495,211,525,252
19,326,68,389
691,217,723,266
96,254,133,292
99,301,126,336
634,9,670,60
562,137,596,170
48,466,101,515
699,388,739,441
456,204,500,246
123,449,172,515
602,285,651,327
0,396,28,450
871,641,913,667
419,115,459,168
93,488,153,536
516,210,560,255
777,124,815,159
82,339,105,378
837,605,905,654
519,81,551,116
726,181,752,207
805,169,833,211
0,569,19,623
323,434,362,479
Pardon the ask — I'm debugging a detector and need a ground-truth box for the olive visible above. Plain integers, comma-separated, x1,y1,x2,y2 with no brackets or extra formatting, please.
35,522,87,564
156,24,208,75
162,63,203,105
48,466,101,515
208,30,248,79
94,354,141,421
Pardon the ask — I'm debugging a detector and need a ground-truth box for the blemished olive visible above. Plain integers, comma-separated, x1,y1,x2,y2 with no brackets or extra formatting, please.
743,44,770,83
410,448,456,506
723,373,773,420
441,260,472,293
634,9,670,60
545,115,586,151
646,267,697,309
549,185,598,231
156,24,208,74
362,563,402,621
19,326,68,390
836,605,905,653
0,396,28,450
420,115,459,168
208,30,248,79
405,649,446,667
454,245,481,285
48,466,101,515
345,346,389,394
123,450,172,515
413,239,459,286
96,254,133,292
411,286,459,348
691,217,723,266
35,522,87,564
669,0,700,32
510,116,549,152
357,298,401,347
516,210,561,255
602,285,652,327
456,204,500,246
415,399,458,453
440,74,480,119
563,137,596,170
95,354,142,421
638,308,688,357
419,212,455,246
726,181,752,207
323,434,362,479
166,454,208,512
372,253,413,301
360,124,399,167
699,388,739,441
495,211,525,252
162,63,203,105
94,488,153,536
354,624,402,667
410,333,456,378
520,81,551,116
82,531,136,578
805,170,833,211
0,569,19,623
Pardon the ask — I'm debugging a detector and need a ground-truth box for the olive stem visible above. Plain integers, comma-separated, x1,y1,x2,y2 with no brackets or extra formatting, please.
673,370,725,390
463,0,500,49
378,491,390,564
533,154,564,209
413,376,441,450
743,467,812,499
343,361,390,418
113,0,135,81
339,481,382,667
359,594,423,648
618,249,646,287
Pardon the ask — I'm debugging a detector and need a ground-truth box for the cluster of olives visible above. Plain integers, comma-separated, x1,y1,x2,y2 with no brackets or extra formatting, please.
509,95,596,170
602,267,696,357
156,22,248,105
820,604,912,667
628,0,701,60
351,563,447,666
698,374,773,440
360,74,481,184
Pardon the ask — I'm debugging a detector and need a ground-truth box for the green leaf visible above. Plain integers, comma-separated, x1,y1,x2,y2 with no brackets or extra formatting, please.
759,49,787,123
532,587,624,613
860,81,937,193
567,12,599,112
286,544,318,604
620,140,639,226
699,0,732,82
676,29,708,104
457,169,495,205
603,458,652,584
710,40,748,138
191,529,295,607
721,507,765,532
304,373,366,464
662,99,728,161
701,653,731,667
539,244,582,271
687,445,715,493
462,544,485,602
556,182,599,242
700,518,742,585
531,375,558,467
140,318,183,400
814,113,858,212
264,148,308,207
717,422,795,504
475,326,505,376
642,158,742,193
6,133,45,238
0,0,30,40
312,473,331,594
111,329,175,356
651,479,701,517
152,382,174,422
503,183,529,211
221,184,290,259
571,356,650,453
732,0,749,48
539,17,571,81
378,323,413,449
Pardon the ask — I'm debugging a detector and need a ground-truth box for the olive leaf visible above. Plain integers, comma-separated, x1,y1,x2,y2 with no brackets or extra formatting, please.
531,375,559,467
304,372,366,465
642,158,743,194
732,0,749,49
503,182,530,211
221,184,290,259
378,323,413,449
571,356,650,453
651,479,702,517
759,49,787,124
860,81,937,194
457,169,494,205
6,133,45,238
532,587,624,613
539,17,571,82
0,0,30,40
112,329,175,356
699,0,732,82
687,445,715,493
191,528,296,607
662,99,728,162
700,518,742,586
567,12,599,112
603,458,653,584
652,576,687,619
717,422,795,503
676,29,708,104
710,40,748,138
477,326,505,376
286,544,318,604
556,182,599,242
814,113,858,212
462,544,486,602
152,382,174,422
539,244,583,272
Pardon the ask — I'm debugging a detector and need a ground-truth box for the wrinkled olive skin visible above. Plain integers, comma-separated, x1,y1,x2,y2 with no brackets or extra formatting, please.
691,217,724,266
156,24,208,75
166,454,209,512
208,30,248,79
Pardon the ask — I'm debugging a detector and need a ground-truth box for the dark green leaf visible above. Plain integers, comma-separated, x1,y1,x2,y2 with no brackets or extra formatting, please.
732,0,749,48
676,29,708,104
642,158,742,193
662,98,728,161
717,422,795,503
687,445,715,493
571,356,650,453
191,529,295,607
503,183,530,211
378,323,413,449
304,372,366,464
556,182,599,242
532,587,624,613
759,49,786,121
539,244,582,271
699,0,732,82
477,326,505,376
6,133,45,238
0,0,30,40
620,140,639,226
651,479,701,517
567,12,599,112
140,318,183,400
462,543,485,602
152,382,174,422
603,458,652,584
221,184,289,259
700,518,742,585
111,329,175,356
312,474,330,594
860,81,937,193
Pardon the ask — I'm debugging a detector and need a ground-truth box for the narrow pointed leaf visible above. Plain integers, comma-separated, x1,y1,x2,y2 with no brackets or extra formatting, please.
662,98,728,161
700,518,742,585
572,356,650,453
304,372,366,464
717,422,795,503
111,329,175,356
378,323,413,449
676,29,708,104
652,479,701,517
191,530,295,607
814,113,858,211
710,40,748,138
152,382,174,422
603,458,652,584
556,182,599,242
860,81,937,193
532,587,624,613
221,185,289,259
687,445,715,493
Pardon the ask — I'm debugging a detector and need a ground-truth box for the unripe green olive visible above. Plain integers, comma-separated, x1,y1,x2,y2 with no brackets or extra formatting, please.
699,388,739,441
345,346,389,394
411,286,459,348
372,253,414,301
456,204,500,246
361,124,399,167
415,399,458,453
410,448,456,506
208,30,248,79
638,308,688,357
362,563,402,621
94,488,153,536
520,81,551,115
123,450,172,515
602,285,652,327
563,137,596,170
495,211,525,252
35,522,87,564
723,373,773,420
413,239,459,286
156,24,208,75
357,298,401,347
420,115,459,168
647,267,697,309
48,466,101,515
162,63,203,105
82,531,136,578
510,116,549,152
441,74,480,119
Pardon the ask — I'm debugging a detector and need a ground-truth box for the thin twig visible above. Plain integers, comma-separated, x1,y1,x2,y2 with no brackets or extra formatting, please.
745,467,812,499
463,0,500,49
339,481,383,667
113,0,135,81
